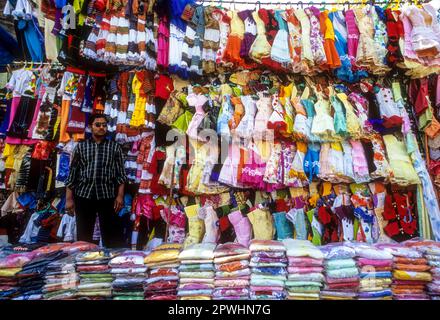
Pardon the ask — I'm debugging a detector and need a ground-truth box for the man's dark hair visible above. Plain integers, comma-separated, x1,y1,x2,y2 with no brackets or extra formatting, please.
88,114,108,126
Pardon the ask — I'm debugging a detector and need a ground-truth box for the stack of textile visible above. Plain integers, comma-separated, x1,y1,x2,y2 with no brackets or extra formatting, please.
423,245,440,300
379,244,431,300
144,244,182,300
177,243,216,300
0,252,36,300
320,243,359,300
43,254,79,300
249,240,287,300
283,239,324,300
110,251,147,300
353,244,393,300
14,250,68,300
75,250,116,299
213,242,250,300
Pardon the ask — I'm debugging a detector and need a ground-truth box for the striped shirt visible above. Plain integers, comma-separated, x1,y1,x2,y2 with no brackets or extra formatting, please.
65,139,127,200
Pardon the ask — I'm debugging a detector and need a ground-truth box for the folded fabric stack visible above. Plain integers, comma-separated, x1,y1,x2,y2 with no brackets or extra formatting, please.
353,244,393,300
14,250,68,300
144,243,182,300
213,242,250,300
75,250,116,299
249,240,287,300
43,254,79,300
110,251,147,300
282,239,324,300
0,252,36,300
320,243,358,300
379,244,432,300
178,243,216,300
405,244,439,300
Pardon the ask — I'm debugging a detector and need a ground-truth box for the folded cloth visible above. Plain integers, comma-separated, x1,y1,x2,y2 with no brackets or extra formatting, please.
289,273,325,282
214,243,250,258
250,252,286,259
360,271,392,279
357,258,393,268
283,239,323,259
394,257,428,265
393,264,431,272
319,244,356,260
324,259,356,270
249,262,287,268
287,286,321,293
285,281,323,287
110,267,148,274
326,268,359,279
145,250,181,266
177,289,213,296
393,270,432,282
287,266,324,274
250,279,285,287
212,288,249,297
251,267,287,276
288,257,324,267
287,292,320,299
178,283,214,290
179,271,215,279
214,279,249,287
324,282,359,290
179,278,215,284
178,243,216,261
250,286,284,291
215,269,251,278
179,264,215,272
251,257,288,264
215,260,249,272
320,290,357,298
250,240,286,252
214,254,251,264
357,289,393,298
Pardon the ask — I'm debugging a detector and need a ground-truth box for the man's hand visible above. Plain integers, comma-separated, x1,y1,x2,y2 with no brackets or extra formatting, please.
65,198,75,216
114,195,124,213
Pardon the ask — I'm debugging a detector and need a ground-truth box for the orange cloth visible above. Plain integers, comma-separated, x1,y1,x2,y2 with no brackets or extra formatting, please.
319,10,341,69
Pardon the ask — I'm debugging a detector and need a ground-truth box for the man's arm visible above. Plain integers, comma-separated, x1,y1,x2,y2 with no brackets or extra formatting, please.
114,144,128,212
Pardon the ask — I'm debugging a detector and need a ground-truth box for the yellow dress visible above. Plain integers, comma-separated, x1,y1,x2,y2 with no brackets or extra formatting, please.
336,93,362,139
129,74,147,127
382,134,420,186
248,208,275,240
249,11,271,63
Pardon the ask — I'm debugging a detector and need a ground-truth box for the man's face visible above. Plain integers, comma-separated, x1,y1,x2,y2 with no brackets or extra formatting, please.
91,118,108,136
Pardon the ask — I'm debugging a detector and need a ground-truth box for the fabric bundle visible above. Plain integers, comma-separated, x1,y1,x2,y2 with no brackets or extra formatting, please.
110,250,147,300
213,242,250,300
283,239,324,300
144,243,182,300
378,244,431,300
75,250,116,299
43,254,79,300
353,244,393,300
411,244,440,300
0,251,36,300
14,250,68,300
249,240,287,300
177,243,216,300
320,243,358,300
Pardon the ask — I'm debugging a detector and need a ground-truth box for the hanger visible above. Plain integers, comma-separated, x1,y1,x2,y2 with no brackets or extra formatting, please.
255,1,260,10
297,1,304,9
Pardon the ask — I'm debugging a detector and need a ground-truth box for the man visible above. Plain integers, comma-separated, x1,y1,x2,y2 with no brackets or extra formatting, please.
65,114,127,248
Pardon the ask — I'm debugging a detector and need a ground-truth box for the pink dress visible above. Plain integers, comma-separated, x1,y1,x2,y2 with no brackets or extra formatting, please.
185,93,209,140
350,139,370,183
345,10,361,70
157,15,170,68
